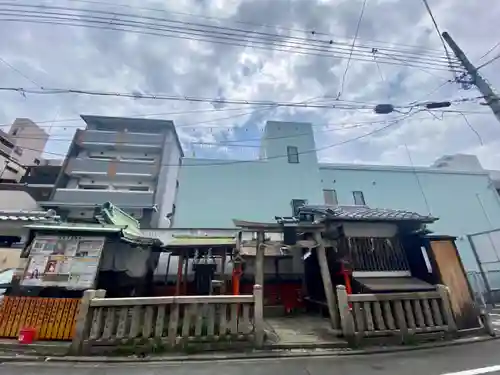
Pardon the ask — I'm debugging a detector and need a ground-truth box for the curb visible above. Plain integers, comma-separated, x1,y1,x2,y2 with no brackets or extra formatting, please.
0,334,497,364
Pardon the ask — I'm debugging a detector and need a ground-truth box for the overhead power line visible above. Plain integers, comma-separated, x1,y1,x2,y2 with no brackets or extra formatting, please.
477,40,500,62
63,0,454,55
421,0,457,79
0,2,458,58
20,110,422,167
0,86,377,109
0,56,40,87
4,110,491,147
476,53,500,71
0,85,487,111
0,17,461,73
0,11,459,71
338,0,368,99
0,3,465,73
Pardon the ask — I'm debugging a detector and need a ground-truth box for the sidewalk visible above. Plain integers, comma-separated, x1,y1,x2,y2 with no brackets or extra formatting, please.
0,334,497,364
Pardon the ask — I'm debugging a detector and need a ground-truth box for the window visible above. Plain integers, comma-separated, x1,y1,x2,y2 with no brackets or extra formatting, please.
5,165,18,174
126,186,150,192
12,129,18,136
323,189,338,205
89,154,115,161
0,137,14,149
352,191,366,206
78,184,108,190
287,146,299,164
121,157,155,163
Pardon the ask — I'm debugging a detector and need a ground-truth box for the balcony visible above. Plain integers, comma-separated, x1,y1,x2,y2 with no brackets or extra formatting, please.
66,158,157,177
0,142,13,158
52,188,155,208
78,130,163,150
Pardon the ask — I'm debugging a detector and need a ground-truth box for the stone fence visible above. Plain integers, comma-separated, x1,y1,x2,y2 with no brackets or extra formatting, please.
71,285,264,354
336,284,457,344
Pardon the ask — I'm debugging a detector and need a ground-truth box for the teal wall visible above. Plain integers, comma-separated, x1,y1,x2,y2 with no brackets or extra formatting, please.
173,121,500,272
174,121,323,228
319,165,500,271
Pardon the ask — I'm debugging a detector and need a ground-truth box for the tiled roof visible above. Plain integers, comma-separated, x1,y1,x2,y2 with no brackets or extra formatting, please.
96,202,163,246
24,203,163,247
297,205,437,223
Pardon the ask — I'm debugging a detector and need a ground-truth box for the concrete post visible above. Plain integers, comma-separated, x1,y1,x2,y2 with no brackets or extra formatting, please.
70,289,97,355
336,285,355,345
253,284,264,348
314,231,339,328
437,284,458,334
255,231,265,289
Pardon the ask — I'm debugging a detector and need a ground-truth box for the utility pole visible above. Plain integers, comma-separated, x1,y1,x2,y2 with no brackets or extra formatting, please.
442,31,500,124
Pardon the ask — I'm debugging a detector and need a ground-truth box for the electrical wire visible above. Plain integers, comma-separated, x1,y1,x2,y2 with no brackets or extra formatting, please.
0,105,283,129
2,1,459,62
18,108,491,149
453,111,484,146
0,85,486,110
2,111,492,147
0,12,460,72
6,116,403,144
337,0,368,99
0,5,464,72
60,0,448,55
0,86,378,110
476,52,500,71
0,57,41,87
421,0,457,79
19,110,422,167
477,41,500,62
0,17,461,73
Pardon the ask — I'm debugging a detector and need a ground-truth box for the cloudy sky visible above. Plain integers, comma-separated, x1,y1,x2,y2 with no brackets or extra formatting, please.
0,0,499,168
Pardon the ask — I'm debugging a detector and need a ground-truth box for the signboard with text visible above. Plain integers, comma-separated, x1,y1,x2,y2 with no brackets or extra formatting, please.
21,235,105,290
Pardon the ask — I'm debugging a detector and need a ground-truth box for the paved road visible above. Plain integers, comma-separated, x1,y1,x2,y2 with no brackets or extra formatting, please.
3,339,500,375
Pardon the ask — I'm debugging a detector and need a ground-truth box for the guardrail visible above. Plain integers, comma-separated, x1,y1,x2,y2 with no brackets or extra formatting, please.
336,285,457,343
71,285,264,354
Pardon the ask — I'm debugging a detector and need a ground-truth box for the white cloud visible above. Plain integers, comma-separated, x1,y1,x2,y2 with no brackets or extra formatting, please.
0,0,499,168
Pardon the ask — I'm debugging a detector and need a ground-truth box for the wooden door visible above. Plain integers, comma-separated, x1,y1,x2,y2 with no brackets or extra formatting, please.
429,240,479,329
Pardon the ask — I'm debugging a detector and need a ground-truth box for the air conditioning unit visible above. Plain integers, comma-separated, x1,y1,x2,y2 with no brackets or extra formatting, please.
291,199,308,216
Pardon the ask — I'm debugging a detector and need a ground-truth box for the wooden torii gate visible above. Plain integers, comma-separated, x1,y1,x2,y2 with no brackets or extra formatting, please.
232,219,340,329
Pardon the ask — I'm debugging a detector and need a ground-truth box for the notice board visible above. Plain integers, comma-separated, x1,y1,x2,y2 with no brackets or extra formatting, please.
21,235,105,290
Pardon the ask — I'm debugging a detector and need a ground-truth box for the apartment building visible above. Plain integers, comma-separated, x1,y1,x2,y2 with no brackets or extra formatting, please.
0,118,48,182
43,115,183,227
8,118,48,167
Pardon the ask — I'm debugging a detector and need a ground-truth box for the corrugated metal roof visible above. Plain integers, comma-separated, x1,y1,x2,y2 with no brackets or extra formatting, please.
24,222,123,233
26,203,164,247
298,205,437,223
0,210,60,222
166,237,236,247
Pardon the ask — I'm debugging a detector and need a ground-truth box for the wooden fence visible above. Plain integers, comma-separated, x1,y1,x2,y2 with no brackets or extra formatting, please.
336,285,457,343
0,296,80,340
71,285,264,354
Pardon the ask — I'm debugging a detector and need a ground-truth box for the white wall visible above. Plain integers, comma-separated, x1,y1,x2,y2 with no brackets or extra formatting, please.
9,118,48,166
